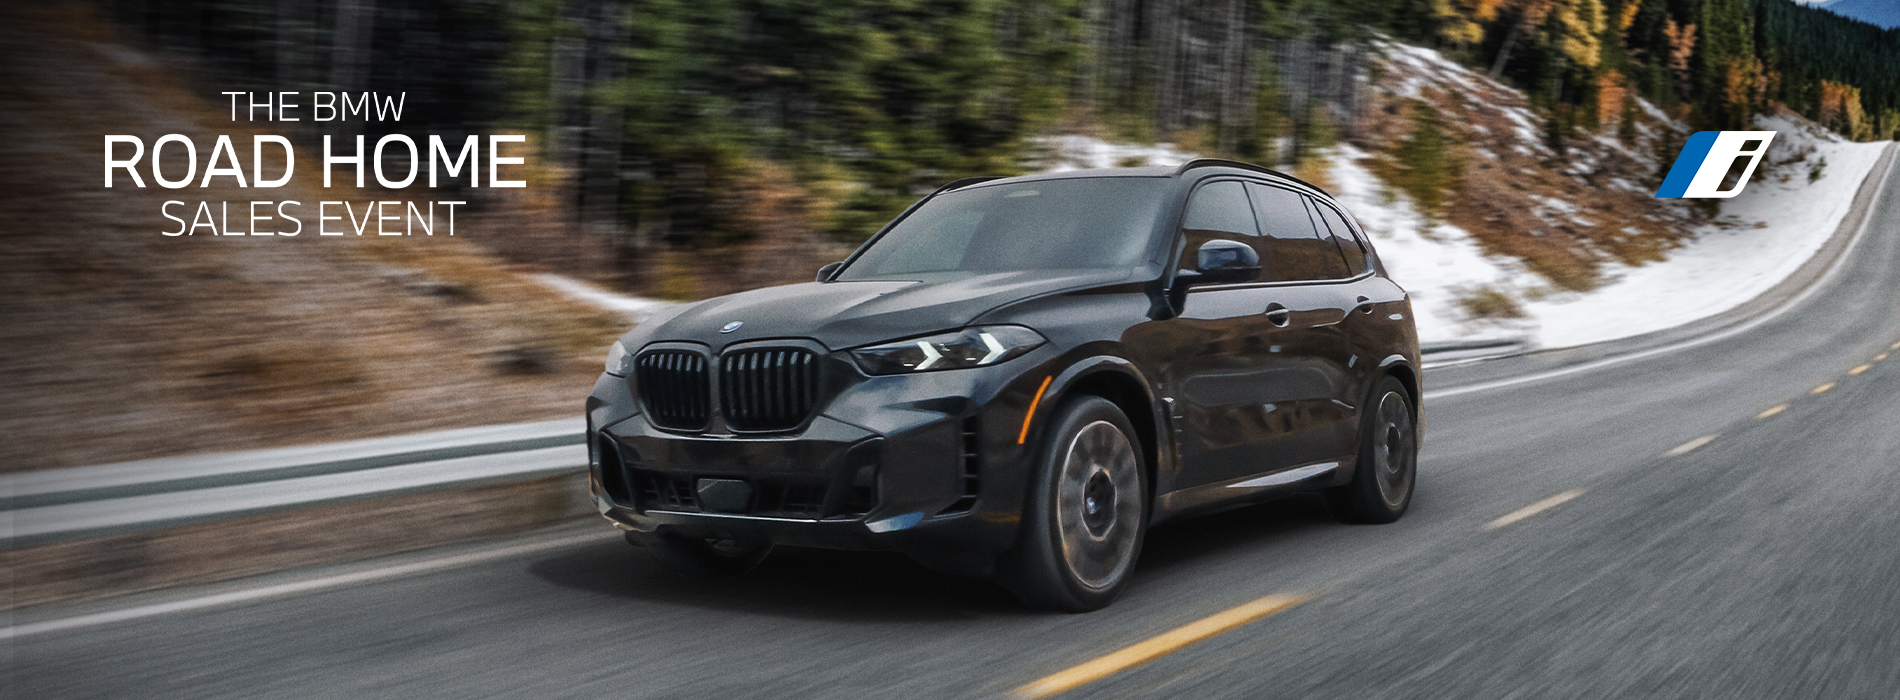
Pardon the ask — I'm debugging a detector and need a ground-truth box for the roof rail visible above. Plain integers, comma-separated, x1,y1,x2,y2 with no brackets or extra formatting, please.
1175,158,1331,197
931,176,1004,195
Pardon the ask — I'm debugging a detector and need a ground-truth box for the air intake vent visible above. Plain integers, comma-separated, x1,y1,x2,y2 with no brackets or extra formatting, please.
595,437,634,504
943,417,981,513
629,470,866,520
721,348,819,432
635,350,711,430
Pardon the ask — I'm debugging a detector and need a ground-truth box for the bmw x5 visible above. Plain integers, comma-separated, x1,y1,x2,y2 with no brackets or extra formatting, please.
586,159,1422,611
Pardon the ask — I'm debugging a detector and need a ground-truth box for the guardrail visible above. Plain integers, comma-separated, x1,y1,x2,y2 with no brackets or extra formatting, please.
1,419,587,547
0,334,1777,548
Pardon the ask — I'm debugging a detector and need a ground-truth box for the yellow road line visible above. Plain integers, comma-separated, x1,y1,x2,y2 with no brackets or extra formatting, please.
1811,382,1836,395
1756,404,1788,420
1013,593,1309,698
1483,489,1588,531
1892,340,1900,351
1850,364,1871,376
1877,353,1890,362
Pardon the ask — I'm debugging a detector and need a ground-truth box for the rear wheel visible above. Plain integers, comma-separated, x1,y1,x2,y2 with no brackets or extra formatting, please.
1326,376,1417,524
635,532,772,577
1006,396,1147,612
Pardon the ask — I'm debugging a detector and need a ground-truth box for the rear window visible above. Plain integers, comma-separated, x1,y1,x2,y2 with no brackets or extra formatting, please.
838,178,1167,281
1249,183,1350,282
1310,199,1369,276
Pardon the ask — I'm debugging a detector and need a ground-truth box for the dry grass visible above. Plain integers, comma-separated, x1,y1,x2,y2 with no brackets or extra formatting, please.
1453,285,1528,321
0,4,627,472
1351,45,1719,293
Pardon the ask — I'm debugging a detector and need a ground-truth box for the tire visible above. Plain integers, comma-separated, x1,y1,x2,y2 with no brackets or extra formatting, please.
1005,395,1148,612
1326,376,1418,524
634,531,772,577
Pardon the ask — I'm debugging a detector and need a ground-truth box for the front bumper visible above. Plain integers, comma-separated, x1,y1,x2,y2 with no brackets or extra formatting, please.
585,353,1053,577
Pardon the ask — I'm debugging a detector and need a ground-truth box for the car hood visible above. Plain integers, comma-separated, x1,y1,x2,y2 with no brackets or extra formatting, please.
635,268,1137,350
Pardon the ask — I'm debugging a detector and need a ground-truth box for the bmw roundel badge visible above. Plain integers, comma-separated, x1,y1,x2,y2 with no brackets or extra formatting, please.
720,321,744,334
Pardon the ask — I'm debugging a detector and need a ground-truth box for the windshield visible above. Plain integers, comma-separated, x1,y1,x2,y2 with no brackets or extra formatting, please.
836,177,1168,281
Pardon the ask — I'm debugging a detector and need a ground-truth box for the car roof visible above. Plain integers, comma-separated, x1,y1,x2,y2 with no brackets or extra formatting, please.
960,167,1177,188
948,160,1331,199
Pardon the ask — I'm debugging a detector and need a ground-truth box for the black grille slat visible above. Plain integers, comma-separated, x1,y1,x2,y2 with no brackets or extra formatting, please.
722,347,819,432
630,470,835,519
639,346,817,432
637,350,711,430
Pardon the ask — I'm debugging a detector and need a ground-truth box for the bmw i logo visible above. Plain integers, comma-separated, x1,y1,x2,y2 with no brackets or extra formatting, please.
719,321,744,334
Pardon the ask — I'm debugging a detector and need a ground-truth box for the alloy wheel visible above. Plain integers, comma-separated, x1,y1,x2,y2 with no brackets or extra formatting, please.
1054,420,1143,590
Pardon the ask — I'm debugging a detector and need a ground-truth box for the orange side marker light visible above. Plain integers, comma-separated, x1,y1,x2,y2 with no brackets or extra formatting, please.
1017,375,1054,445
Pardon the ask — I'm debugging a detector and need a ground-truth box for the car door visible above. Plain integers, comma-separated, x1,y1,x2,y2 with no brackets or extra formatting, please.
1205,183,1359,484
1309,196,1410,413
1144,179,1281,494
1154,179,1356,493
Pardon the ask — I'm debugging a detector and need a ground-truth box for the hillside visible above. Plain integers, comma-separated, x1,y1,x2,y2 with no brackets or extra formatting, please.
1335,41,1891,350
0,5,626,472
1038,39,1889,351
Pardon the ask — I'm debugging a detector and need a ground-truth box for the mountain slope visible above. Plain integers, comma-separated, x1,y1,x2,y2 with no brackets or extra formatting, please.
1331,42,1890,350
1819,0,1900,29
0,4,626,472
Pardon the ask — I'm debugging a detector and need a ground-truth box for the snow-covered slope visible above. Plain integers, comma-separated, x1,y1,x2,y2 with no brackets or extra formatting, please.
1324,108,1888,350
1035,41,1891,353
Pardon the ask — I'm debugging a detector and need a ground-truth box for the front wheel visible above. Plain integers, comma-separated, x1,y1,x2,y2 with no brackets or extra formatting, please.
1326,376,1418,524
1005,395,1148,612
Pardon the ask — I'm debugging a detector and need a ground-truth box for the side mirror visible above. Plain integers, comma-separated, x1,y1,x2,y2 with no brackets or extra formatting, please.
816,261,843,282
1178,239,1260,286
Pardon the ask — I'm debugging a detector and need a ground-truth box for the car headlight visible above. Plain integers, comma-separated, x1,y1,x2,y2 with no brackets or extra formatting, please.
604,340,631,376
850,326,1045,375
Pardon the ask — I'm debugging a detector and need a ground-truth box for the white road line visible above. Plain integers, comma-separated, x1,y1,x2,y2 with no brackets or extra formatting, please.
1426,147,1896,401
1483,489,1587,531
1665,434,1719,457
2,531,608,641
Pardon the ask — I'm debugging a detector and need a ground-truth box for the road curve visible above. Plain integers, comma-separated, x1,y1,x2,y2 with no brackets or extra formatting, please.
13,156,1900,699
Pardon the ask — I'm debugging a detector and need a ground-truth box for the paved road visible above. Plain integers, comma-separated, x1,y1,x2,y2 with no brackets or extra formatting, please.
12,155,1900,698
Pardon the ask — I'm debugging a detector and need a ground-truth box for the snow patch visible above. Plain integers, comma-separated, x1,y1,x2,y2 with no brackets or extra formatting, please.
1323,145,1541,345
1027,43,1889,357
1318,120,1888,351
1521,120,1888,348
1033,135,1201,172
532,274,675,323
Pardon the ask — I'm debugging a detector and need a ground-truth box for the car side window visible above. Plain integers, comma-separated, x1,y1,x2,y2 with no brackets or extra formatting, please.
1178,180,1262,281
1245,183,1350,282
1308,198,1368,276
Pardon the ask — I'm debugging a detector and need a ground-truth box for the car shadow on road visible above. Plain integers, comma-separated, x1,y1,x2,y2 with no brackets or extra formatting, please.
527,538,1029,623
1135,494,1339,573
528,494,1340,622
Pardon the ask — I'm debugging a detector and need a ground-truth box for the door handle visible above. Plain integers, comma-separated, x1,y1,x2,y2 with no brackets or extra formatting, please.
1264,303,1291,327
1354,296,1374,315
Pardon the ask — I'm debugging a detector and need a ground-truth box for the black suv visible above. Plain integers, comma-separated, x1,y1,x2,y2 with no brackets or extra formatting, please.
586,159,1421,611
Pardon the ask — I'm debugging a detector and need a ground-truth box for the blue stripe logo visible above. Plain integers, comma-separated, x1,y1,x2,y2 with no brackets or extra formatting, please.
1655,131,1776,199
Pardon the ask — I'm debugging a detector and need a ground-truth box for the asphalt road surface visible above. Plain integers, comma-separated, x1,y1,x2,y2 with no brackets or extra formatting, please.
11,157,1900,699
